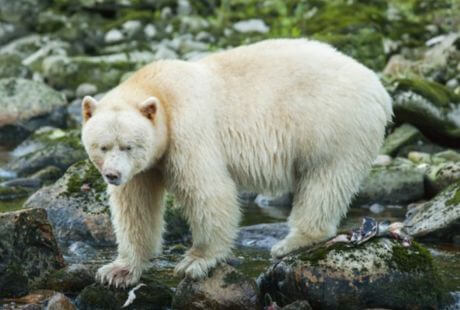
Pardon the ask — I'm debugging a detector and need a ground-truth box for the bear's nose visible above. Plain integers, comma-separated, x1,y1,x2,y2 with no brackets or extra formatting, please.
105,173,120,181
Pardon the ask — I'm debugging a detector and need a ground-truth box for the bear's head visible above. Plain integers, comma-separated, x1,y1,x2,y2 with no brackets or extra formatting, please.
81,95,168,186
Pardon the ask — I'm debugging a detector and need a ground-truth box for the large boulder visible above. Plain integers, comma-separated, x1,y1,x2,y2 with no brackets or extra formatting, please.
24,160,113,246
0,208,65,298
0,78,68,146
172,264,259,310
405,181,460,241
258,238,453,309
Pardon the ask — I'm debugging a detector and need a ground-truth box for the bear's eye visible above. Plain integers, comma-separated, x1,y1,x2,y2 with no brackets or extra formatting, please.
120,146,132,151
101,146,108,152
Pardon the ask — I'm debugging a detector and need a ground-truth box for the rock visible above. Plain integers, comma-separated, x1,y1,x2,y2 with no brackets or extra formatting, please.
144,24,157,39
1,177,42,189
24,160,113,246
258,239,453,309
0,22,27,45
405,182,460,241
75,83,98,98
233,19,269,34
122,20,143,38
390,78,460,146
6,128,86,178
67,241,98,260
172,264,258,310
425,161,460,195
0,78,67,145
355,158,425,205
380,123,423,156
76,274,173,310
0,208,65,298
104,29,124,44
0,0,52,27
236,223,289,250
372,154,392,166
34,264,94,295
30,166,63,184
46,292,76,310
0,185,31,201
42,53,154,91
0,54,31,79
280,300,312,310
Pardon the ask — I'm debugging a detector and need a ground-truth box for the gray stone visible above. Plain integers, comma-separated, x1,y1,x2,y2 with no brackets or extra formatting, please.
405,182,460,241
233,19,269,33
355,158,425,205
75,83,98,98
0,78,67,145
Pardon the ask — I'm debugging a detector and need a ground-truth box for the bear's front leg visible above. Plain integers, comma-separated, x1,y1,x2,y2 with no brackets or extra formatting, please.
96,170,166,288
173,177,240,279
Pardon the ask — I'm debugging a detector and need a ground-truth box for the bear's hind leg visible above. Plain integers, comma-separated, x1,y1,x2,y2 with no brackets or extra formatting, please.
96,169,166,287
271,161,364,258
173,177,240,279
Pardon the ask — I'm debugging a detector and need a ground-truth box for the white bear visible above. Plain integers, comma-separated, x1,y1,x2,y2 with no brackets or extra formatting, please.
81,39,392,287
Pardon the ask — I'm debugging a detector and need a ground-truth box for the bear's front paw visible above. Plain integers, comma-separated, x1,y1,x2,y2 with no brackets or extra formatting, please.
96,261,142,288
174,255,218,280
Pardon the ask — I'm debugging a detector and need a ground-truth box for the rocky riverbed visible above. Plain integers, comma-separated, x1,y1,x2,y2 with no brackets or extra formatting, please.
1,0,460,309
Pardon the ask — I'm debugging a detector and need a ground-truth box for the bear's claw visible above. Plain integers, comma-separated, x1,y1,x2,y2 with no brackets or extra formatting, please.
96,261,141,288
174,255,218,280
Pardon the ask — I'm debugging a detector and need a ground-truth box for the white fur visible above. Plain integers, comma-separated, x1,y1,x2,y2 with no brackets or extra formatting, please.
82,39,392,285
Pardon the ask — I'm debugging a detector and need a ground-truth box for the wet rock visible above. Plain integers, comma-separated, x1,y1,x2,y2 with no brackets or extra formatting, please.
355,158,425,205
390,78,460,146
34,264,94,295
405,182,460,241
24,160,113,246
76,274,173,310
172,264,258,310
46,292,76,310
236,223,289,250
6,127,86,178
0,208,65,298
380,123,423,156
0,78,67,145
258,239,453,309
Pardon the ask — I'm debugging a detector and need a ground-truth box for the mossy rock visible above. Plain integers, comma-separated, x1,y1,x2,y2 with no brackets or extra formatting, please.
405,181,460,241
172,264,259,310
0,208,65,298
76,274,173,310
6,128,86,178
32,264,94,295
390,77,460,146
380,123,423,156
258,238,453,309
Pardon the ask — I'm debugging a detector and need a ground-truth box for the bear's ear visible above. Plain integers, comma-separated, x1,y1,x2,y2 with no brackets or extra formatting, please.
138,97,159,121
82,96,98,123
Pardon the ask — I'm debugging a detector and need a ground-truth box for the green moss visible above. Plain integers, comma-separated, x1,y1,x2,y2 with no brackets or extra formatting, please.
222,270,246,287
391,242,433,272
65,160,106,197
446,183,460,206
